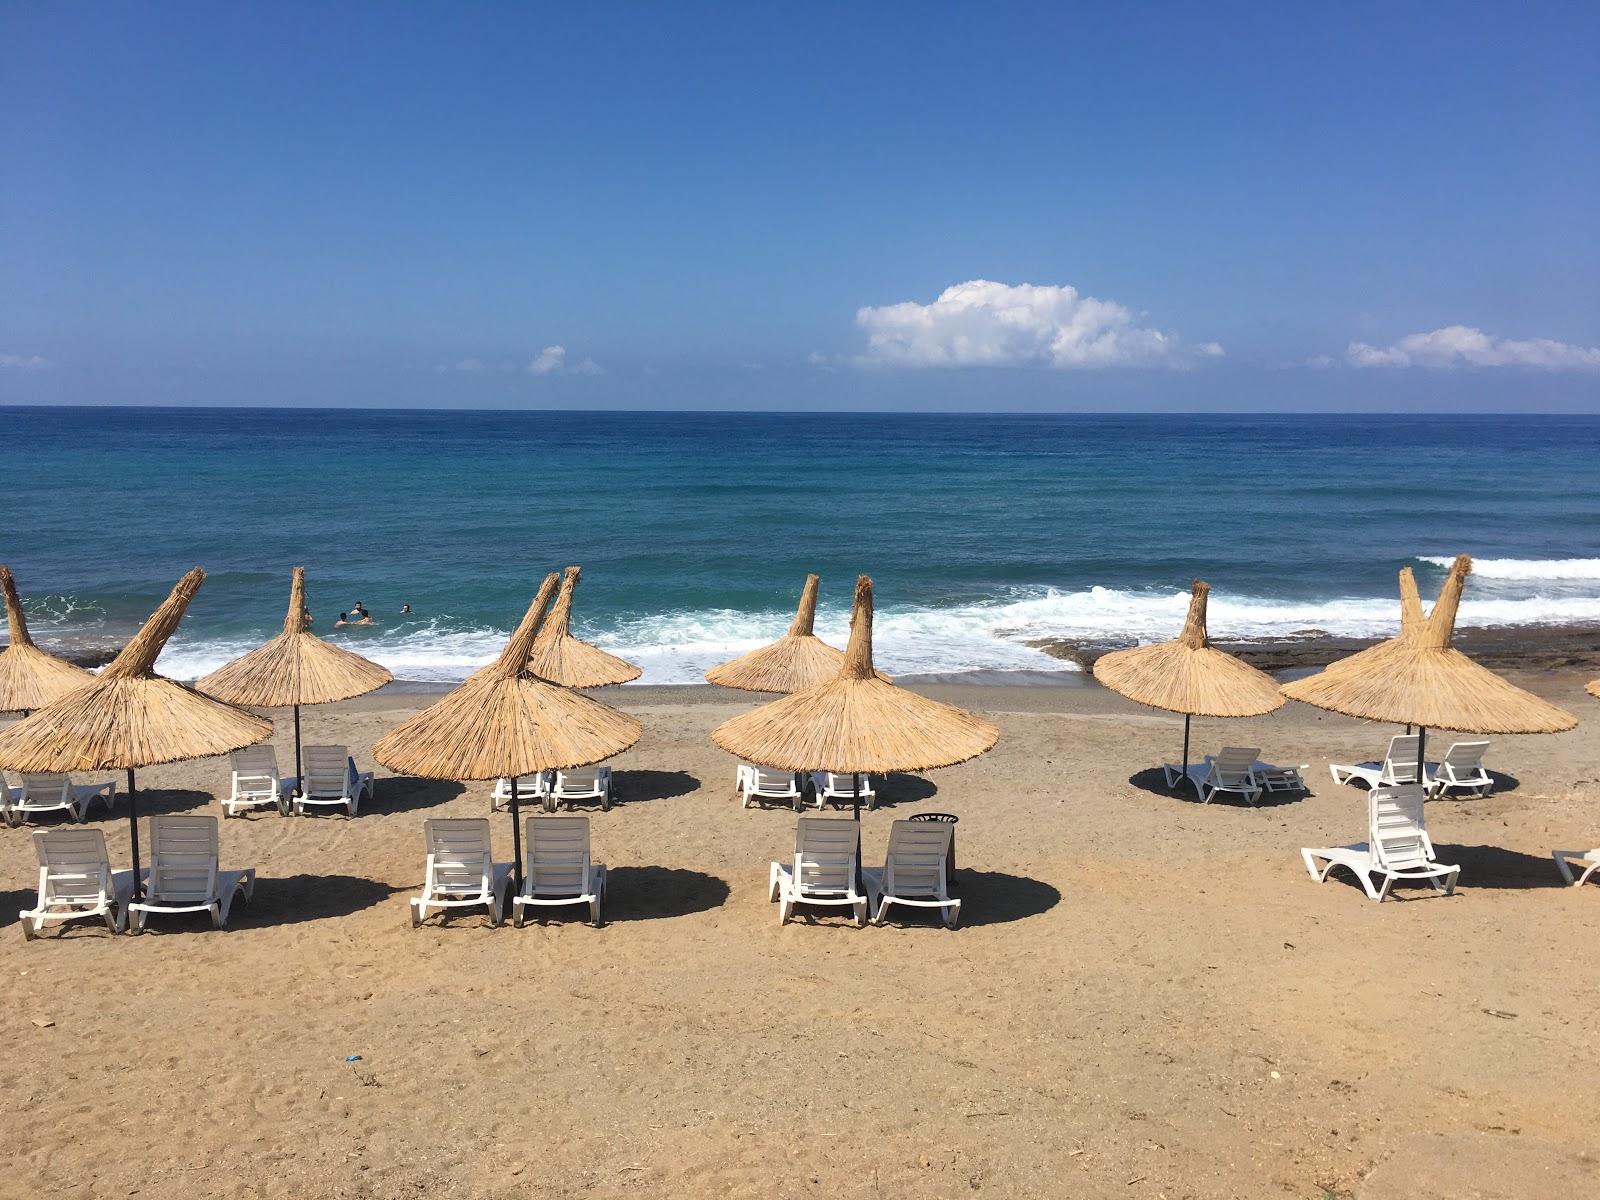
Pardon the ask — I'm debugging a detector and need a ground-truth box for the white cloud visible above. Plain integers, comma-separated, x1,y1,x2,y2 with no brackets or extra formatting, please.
526,345,603,376
853,280,1221,369
1346,325,1600,370
0,353,51,370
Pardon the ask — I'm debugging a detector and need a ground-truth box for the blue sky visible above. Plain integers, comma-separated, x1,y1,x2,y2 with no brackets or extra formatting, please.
3,1,1598,410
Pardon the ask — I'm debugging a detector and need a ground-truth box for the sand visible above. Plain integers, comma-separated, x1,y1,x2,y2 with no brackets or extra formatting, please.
3,675,1598,1199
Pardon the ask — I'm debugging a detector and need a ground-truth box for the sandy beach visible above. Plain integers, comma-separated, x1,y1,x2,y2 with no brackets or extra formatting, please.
3,673,1598,1199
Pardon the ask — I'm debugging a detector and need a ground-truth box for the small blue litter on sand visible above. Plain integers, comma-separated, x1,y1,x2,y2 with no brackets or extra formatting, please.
346,1055,363,1062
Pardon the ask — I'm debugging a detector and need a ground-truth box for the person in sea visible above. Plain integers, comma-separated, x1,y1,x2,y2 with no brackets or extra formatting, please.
352,601,369,620
335,612,350,626
400,604,411,615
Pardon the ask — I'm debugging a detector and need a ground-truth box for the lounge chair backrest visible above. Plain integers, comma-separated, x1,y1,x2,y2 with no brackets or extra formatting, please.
231,745,279,776
147,815,221,903
882,820,951,898
1383,735,1421,784
793,817,858,894
557,768,604,791
1369,785,1431,870
302,745,353,793
34,829,113,906
423,818,495,893
20,773,73,802
752,768,794,791
1441,741,1488,771
526,815,593,894
1210,747,1261,786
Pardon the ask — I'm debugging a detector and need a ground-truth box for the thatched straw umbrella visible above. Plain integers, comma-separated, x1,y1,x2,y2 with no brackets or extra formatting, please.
197,567,393,790
1587,678,1599,700
1281,555,1577,774
0,569,272,898
0,566,94,716
706,574,851,694
373,573,642,888
524,566,641,688
711,576,998,820
1092,581,1283,790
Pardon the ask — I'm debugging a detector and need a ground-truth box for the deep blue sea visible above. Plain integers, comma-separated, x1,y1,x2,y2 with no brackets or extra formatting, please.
4,407,1600,683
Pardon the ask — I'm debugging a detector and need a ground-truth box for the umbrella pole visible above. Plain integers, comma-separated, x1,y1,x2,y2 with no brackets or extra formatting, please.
293,703,303,799
1418,726,1428,793
1178,713,1192,794
127,767,142,901
509,775,524,893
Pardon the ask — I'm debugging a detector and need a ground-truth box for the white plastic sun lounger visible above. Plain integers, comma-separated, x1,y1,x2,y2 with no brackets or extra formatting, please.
1424,740,1492,798
1552,847,1600,888
769,816,867,926
1163,747,1263,805
511,815,606,927
549,766,613,813
812,772,877,811
222,745,293,817
1330,734,1421,790
2,772,117,826
1301,784,1459,902
862,819,959,927
1252,758,1309,793
294,745,374,817
128,815,256,932
19,829,135,940
736,764,803,809
410,818,513,928
490,772,552,812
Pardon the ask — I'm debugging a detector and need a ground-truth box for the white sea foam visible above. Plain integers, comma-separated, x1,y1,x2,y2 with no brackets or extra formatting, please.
1418,556,1600,582
146,570,1600,687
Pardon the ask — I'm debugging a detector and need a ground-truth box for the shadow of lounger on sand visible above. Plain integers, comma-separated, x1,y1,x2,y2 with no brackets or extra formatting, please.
1126,766,1308,808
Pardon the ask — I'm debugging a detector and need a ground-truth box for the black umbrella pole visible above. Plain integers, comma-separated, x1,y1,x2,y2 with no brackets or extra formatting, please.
127,767,142,901
1179,713,1192,794
293,704,303,797
509,777,525,893
1418,727,1428,793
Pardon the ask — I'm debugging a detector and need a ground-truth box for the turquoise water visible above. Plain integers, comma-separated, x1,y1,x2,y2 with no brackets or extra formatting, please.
4,407,1600,682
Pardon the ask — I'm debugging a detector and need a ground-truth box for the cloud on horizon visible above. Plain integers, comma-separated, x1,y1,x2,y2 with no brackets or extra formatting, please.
853,280,1222,369
434,347,604,376
1,353,51,370
1343,325,1600,370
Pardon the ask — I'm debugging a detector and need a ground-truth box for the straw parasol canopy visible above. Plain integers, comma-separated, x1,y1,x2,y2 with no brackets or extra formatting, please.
374,572,642,888
1315,566,1426,681
706,574,889,693
1281,555,1577,736
711,576,997,816
0,568,272,773
1092,580,1283,789
524,566,641,688
0,568,272,899
197,567,393,785
0,565,94,715
1587,678,1599,700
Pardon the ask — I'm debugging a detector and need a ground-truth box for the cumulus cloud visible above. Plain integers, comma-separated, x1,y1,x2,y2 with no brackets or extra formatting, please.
853,280,1221,369
526,345,603,376
1345,325,1600,370
0,353,51,370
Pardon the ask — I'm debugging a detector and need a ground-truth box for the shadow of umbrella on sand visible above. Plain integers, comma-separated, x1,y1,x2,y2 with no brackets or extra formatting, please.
1281,555,1577,777
710,576,997,823
523,566,642,688
0,569,272,900
0,565,95,717
196,566,393,792
1092,580,1284,795
372,572,642,890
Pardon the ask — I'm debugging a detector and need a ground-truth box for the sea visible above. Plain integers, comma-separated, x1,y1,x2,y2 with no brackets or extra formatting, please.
4,407,1599,685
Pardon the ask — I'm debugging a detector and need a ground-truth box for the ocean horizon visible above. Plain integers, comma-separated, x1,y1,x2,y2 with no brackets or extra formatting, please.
5,405,1600,685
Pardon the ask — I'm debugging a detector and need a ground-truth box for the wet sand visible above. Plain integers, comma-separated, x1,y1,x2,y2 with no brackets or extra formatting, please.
3,672,1598,1199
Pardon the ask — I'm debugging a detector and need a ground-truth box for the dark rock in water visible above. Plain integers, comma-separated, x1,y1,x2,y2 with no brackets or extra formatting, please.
1024,624,1600,676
